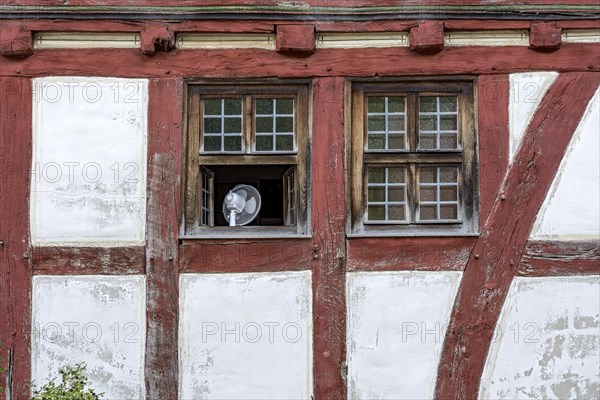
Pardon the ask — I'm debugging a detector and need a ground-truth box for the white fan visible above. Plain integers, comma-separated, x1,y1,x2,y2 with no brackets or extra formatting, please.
223,184,262,226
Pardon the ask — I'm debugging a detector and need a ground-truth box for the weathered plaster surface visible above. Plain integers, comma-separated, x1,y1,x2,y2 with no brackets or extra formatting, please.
509,72,558,163
346,271,462,399
30,77,148,246
531,87,600,240
179,271,313,400
480,276,600,400
31,275,146,399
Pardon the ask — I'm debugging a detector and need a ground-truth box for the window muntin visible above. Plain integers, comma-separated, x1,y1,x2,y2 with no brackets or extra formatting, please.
183,83,309,237
203,98,244,152
366,96,406,151
349,79,478,236
366,167,407,222
418,96,459,150
255,98,295,152
418,166,459,222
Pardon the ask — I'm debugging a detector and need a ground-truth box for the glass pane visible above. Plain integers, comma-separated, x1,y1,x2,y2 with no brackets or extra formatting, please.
388,115,405,132
440,115,457,131
276,117,294,133
224,117,241,134
419,134,437,150
440,204,458,220
224,136,242,151
256,116,273,133
367,134,385,150
256,99,273,115
388,205,405,221
440,133,458,149
368,187,385,202
388,97,405,113
204,99,221,115
368,205,385,220
420,115,437,131
275,135,294,151
388,134,405,150
204,117,221,134
420,96,436,112
388,168,403,183
420,186,436,202
388,186,405,202
224,99,241,115
368,97,385,113
420,168,437,183
440,96,457,112
276,99,294,114
368,168,385,184
420,205,437,220
368,115,385,132
440,167,458,183
256,135,273,151
440,186,458,201
204,136,221,151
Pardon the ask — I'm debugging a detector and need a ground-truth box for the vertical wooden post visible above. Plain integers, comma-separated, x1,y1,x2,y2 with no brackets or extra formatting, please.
312,77,347,400
145,79,183,399
0,78,32,399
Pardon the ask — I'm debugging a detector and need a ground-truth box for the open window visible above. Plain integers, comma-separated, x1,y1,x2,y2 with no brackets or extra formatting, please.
348,79,479,236
183,83,310,237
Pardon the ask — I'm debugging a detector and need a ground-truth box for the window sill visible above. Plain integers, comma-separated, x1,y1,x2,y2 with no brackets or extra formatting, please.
181,226,311,240
347,231,479,238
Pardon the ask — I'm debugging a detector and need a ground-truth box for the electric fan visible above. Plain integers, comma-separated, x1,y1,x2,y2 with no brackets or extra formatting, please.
222,184,262,226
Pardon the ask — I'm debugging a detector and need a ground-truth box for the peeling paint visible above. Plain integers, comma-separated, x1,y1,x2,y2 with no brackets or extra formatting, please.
480,276,600,400
30,77,148,246
179,271,312,400
347,271,462,400
31,275,146,399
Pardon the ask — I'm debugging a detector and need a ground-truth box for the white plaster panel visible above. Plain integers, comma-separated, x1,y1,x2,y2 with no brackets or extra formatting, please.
346,271,462,400
31,275,146,399
30,77,148,246
531,87,600,240
179,271,313,400
480,276,600,400
509,72,558,163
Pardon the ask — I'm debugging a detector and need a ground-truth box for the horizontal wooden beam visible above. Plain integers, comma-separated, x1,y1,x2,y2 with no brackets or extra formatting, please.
346,236,476,271
518,240,600,276
180,239,313,273
32,246,146,275
2,44,598,77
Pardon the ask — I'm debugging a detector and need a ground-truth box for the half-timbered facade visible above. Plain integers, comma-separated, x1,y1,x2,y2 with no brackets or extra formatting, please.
1,2,599,399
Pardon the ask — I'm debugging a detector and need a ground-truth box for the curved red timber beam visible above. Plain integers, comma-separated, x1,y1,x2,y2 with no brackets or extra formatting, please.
434,72,600,400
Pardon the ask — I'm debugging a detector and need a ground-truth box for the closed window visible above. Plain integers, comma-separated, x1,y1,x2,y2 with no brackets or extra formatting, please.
349,79,478,236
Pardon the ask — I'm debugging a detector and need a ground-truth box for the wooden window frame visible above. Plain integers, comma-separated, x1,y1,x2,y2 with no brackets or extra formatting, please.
347,78,479,237
182,81,311,238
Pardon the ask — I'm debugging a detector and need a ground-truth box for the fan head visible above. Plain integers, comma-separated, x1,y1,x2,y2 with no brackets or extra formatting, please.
222,184,261,226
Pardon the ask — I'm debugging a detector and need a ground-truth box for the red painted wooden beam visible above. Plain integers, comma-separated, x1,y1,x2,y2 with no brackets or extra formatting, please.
144,79,183,399
179,239,313,273
31,246,145,275
141,23,175,55
346,237,476,271
276,24,315,54
1,44,598,78
478,75,510,223
518,240,600,276
529,21,562,51
434,72,600,400
0,77,32,398
0,22,32,57
409,21,444,53
312,77,347,400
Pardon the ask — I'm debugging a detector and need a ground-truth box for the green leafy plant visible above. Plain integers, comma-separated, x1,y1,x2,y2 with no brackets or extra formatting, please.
31,363,104,400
